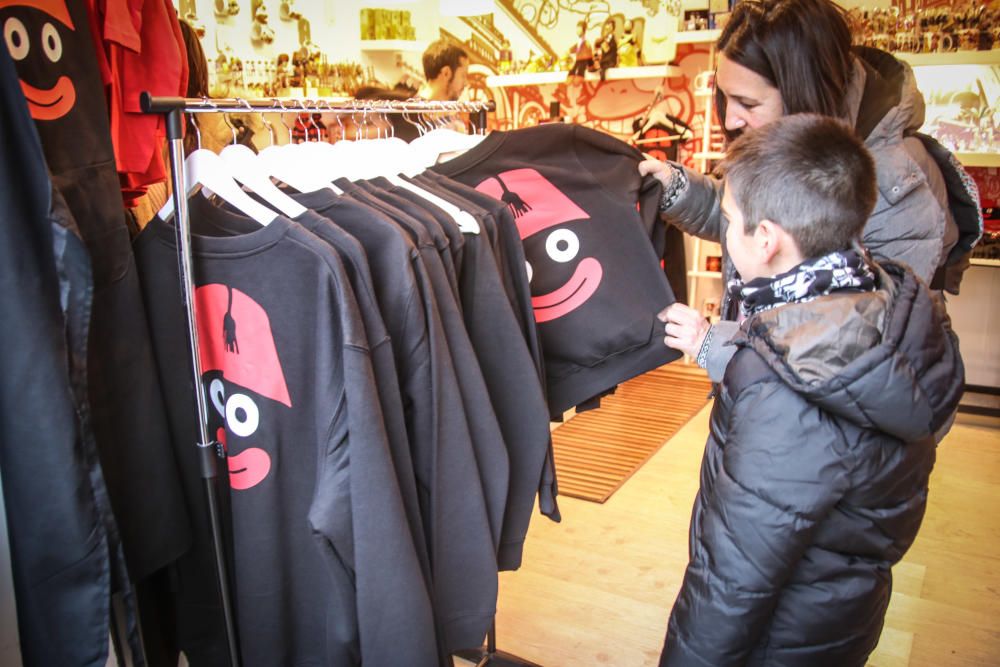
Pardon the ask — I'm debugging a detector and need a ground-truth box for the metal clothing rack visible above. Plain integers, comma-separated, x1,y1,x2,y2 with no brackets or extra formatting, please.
138,93,532,667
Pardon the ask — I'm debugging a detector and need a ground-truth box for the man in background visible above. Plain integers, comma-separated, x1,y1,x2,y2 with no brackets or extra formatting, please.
419,39,469,101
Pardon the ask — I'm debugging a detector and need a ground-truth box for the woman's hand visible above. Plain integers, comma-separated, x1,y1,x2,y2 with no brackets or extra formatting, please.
657,303,710,358
638,157,676,187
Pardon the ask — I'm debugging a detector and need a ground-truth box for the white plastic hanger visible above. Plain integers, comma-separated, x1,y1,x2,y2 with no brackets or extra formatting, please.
218,101,308,219
408,101,487,170
256,98,344,195
158,107,278,226
344,101,479,234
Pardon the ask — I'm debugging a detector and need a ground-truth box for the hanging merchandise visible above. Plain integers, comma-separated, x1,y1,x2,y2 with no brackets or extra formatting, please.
137,95,551,665
87,0,189,205
0,0,190,588
0,44,130,667
432,123,683,417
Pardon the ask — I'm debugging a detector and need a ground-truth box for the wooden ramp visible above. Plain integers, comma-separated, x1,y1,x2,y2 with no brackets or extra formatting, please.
551,364,712,503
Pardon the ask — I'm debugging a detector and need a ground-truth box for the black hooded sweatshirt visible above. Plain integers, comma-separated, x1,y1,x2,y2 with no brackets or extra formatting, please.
432,123,681,416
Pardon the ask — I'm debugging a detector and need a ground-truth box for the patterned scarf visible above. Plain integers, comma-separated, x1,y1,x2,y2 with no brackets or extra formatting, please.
728,249,877,319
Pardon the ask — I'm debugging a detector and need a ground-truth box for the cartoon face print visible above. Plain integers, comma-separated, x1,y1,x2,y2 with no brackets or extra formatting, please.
1,0,77,120
196,284,291,491
476,168,604,323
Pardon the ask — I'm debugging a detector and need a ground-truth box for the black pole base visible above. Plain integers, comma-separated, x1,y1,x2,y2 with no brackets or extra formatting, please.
453,647,543,667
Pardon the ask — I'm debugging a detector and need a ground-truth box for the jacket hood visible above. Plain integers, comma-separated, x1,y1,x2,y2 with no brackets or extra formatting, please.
853,47,926,143
738,262,964,441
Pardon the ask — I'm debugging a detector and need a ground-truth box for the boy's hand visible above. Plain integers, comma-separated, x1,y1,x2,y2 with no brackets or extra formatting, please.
658,303,710,358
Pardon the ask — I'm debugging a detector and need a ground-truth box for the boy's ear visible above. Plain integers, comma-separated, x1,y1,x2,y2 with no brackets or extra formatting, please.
754,219,782,264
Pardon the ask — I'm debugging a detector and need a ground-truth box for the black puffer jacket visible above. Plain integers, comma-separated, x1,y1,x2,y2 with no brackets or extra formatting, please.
660,261,964,667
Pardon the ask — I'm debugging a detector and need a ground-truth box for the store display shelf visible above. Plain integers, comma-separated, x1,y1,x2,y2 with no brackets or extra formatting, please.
360,40,427,52
970,258,1000,267
674,29,721,45
955,152,1000,168
895,50,1000,67
688,270,723,278
485,64,681,87
694,89,713,98
693,151,726,160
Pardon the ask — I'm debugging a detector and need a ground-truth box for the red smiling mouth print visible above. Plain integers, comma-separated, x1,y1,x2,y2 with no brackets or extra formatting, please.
531,257,603,323
19,76,76,120
217,427,271,491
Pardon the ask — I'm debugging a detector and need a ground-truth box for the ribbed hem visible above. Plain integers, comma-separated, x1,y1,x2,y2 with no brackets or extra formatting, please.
546,331,681,417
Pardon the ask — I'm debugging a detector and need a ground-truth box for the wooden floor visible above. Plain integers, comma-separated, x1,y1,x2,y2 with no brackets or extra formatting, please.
551,366,712,503
462,385,1000,666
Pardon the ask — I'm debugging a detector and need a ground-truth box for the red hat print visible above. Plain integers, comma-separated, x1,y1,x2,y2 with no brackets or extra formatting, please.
196,284,290,491
477,168,604,323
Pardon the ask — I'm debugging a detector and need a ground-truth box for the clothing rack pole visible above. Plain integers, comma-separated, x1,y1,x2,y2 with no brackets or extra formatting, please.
157,101,241,667
142,92,516,667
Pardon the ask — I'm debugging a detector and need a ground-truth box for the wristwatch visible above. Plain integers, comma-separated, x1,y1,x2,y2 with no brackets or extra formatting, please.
659,163,689,212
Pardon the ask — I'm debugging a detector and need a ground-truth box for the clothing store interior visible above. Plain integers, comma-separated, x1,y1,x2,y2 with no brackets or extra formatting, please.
2,0,999,665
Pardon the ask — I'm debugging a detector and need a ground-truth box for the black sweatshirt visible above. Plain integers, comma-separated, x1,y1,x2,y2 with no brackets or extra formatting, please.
187,194,430,587
133,215,439,666
432,124,681,415
361,177,463,300
335,180,511,557
394,176,558,569
284,189,499,655
414,173,562,523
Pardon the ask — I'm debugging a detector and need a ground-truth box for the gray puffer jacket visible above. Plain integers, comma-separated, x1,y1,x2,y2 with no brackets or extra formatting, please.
666,48,959,381
659,261,964,667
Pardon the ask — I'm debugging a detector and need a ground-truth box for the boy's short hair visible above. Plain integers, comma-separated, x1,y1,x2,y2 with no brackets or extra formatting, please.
422,40,468,81
722,113,877,258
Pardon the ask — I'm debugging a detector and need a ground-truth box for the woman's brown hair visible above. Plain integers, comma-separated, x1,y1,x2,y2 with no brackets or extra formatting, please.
715,0,854,140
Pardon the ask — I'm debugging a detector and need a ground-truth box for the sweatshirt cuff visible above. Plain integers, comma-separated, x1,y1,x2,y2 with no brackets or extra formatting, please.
498,540,525,571
697,320,739,383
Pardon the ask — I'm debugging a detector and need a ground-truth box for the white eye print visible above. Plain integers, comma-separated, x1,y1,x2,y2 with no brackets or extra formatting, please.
226,393,260,438
525,260,533,283
210,378,226,417
545,228,579,263
4,17,29,61
41,23,61,62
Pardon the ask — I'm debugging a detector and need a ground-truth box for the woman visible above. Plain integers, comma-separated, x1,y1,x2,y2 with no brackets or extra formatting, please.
641,0,961,380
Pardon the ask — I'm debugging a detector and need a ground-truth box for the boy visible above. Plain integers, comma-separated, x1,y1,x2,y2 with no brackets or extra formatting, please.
657,115,964,666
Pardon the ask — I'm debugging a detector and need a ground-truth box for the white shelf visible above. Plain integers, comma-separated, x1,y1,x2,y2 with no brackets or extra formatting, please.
955,152,1000,168
485,65,682,88
694,89,713,98
688,270,723,278
674,29,721,45
693,151,726,160
971,258,1000,267
360,40,427,52
895,50,1000,67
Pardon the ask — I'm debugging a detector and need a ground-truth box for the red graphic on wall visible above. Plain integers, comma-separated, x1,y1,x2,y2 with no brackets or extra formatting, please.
1,0,77,120
196,284,291,490
476,168,604,323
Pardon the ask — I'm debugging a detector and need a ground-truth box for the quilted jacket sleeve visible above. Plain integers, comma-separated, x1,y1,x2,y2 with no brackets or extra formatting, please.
662,369,852,666
660,165,726,243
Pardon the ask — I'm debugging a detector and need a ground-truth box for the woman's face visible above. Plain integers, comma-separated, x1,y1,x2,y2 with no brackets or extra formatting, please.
716,54,784,133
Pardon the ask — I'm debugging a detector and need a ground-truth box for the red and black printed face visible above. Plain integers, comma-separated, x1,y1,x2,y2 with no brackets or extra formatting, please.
196,284,292,491
1,0,78,121
476,168,604,323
